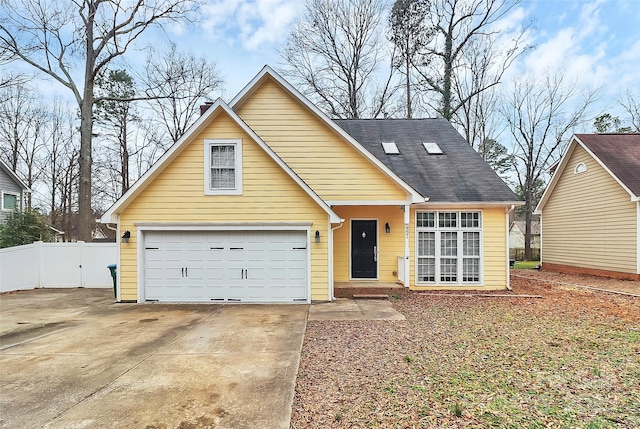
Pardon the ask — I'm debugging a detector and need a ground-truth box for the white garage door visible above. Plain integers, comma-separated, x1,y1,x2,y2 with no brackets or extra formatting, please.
144,230,308,303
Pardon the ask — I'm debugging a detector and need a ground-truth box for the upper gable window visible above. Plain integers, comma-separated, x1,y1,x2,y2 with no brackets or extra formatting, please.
423,142,443,155
204,139,242,195
382,142,399,155
574,162,587,175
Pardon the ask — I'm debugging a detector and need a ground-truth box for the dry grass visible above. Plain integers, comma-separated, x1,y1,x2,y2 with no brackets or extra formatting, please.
291,275,640,428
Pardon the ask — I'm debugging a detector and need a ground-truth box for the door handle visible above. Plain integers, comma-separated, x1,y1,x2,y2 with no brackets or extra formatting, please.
185,267,188,277
373,246,377,262
241,269,244,279
181,267,184,277
245,269,248,279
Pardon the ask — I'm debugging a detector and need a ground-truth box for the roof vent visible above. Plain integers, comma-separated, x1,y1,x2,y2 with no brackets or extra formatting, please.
382,142,399,155
423,142,443,155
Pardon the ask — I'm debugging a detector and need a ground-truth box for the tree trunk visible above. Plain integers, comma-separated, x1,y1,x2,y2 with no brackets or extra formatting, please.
121,118,129,194
405,40,412,118
78,1,96,242
442,32,453,120
524,179,533,261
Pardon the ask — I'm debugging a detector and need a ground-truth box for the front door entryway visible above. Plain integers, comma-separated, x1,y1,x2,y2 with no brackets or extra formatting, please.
351,220,377,279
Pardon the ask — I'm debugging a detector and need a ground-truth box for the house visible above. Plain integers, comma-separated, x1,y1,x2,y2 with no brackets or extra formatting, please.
535,133,640,280
509,219,540,260
0,159,31,224
100,66,520,303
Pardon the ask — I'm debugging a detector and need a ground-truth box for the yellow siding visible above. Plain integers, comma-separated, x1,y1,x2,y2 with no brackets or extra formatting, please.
333,206,406,282
118,111,331,301
235,78,408,202
542,145,637,273
409,206,508,290
482,207,509,289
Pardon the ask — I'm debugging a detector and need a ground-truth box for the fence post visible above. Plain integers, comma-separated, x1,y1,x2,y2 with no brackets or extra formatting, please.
34,241,43,288
78,241,85,288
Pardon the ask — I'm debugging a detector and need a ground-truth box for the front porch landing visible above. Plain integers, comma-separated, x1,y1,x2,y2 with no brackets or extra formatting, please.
334,282,407,299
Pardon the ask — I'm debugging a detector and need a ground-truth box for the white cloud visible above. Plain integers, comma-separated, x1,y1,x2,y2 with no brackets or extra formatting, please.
200,0,302,51
518,1,614,89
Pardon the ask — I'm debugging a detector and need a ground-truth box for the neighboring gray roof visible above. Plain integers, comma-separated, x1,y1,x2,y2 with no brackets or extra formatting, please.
334,119,519,203
0,159,31,192
575,134,640,197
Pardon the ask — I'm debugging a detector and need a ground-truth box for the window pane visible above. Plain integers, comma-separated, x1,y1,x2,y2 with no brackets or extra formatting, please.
211,168,235,189
418,231,435,256
461,212,480,228
418,258,435,282
440,258,457,282
439,212,457,228
3,194,17,210
463,232,480,256
210,144,236,189
440,232,457,256
417,212,435,228
463,258,479,282
211,145,235,168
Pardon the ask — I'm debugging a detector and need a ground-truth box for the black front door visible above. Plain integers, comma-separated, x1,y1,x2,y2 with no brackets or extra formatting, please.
351,220,377,279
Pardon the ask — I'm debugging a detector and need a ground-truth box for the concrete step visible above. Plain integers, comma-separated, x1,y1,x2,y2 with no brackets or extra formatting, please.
352,294,389,299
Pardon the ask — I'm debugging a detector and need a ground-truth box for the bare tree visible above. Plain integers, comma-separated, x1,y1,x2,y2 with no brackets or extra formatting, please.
0,81,48,206
0,0,198,241
42,101,79,238
501,74,597,260
95,69,140,196
281,0,396,119
388,0,432,118
143,43,223,144
414,0,530,121
619,87,640,132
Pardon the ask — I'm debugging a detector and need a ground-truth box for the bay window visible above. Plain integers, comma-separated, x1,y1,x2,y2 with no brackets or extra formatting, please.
416,211,482,285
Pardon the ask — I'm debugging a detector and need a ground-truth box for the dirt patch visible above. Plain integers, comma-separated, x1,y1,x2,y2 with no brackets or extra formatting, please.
514,268,640,296
291,273,640,428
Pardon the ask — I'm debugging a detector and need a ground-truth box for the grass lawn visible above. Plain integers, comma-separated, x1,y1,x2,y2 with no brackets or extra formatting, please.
291,276,640,428
513,260,540,269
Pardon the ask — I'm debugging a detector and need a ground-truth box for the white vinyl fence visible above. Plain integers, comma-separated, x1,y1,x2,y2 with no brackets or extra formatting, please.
0,241,117,293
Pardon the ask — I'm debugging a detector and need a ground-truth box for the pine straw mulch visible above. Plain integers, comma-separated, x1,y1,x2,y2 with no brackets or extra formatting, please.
291,274,640,428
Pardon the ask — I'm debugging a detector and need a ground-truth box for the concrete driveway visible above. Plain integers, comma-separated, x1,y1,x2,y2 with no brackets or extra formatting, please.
0,288,308,429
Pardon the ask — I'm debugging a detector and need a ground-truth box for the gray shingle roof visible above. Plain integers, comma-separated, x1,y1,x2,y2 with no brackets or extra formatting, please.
334,119,519,203
575,133,640,197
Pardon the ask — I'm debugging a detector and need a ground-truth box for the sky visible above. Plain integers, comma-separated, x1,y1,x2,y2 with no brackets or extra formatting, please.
153,0,640,115
5,0,639,116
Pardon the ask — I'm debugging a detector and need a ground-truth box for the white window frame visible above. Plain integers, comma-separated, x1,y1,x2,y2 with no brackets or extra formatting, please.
574,162,588,175
204,139,243,195
415,210,483,286
1,191,19,211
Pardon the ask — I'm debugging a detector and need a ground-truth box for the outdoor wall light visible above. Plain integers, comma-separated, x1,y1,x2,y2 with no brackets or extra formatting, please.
385,222,391,234
121,230,131,243
315,230,320,243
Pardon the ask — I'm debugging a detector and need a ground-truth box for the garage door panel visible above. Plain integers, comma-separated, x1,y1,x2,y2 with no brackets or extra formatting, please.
144,230,308,303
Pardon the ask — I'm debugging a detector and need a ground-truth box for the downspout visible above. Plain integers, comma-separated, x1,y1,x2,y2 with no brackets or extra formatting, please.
329,219,345,301
104,218,120,302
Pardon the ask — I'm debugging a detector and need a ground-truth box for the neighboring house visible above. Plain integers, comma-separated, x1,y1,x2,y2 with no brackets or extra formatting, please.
101,66,520,303
509,220,541,260
0,159,31,224
535,133,640,281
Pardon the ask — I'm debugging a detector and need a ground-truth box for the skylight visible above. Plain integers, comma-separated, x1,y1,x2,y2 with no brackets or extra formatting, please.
382,142,400,155
423,142,443,155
